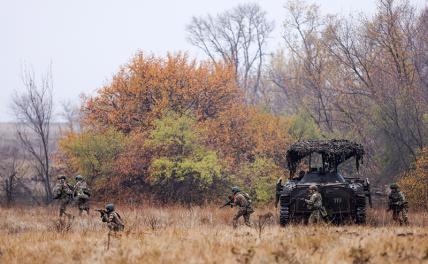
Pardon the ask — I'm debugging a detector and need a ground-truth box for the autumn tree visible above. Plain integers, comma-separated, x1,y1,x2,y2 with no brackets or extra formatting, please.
82,53,241,133
58,52,295,203
398,148,428,209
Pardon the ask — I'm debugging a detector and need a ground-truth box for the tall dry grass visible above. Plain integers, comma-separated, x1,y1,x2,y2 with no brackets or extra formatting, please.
1,205,428,264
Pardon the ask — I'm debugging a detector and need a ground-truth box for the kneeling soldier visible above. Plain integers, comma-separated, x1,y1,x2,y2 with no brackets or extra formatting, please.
388,183,409,225
304,185,327,224
100,203,124,232
231,186,254,228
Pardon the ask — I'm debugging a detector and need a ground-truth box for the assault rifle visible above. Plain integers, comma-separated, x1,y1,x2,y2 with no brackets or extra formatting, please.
219,195,234,208
387,201,409,212
96,209,108,218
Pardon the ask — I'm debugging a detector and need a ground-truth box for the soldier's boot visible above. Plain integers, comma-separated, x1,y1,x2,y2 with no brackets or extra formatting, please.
392,211,399,224
60,208,66,218
308,213,315,225
232,218,238,229
315,211,323,224
244,214,252,227
401,210,409,225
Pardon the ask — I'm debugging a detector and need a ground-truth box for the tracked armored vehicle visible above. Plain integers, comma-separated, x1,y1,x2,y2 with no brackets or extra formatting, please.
278,139,371,225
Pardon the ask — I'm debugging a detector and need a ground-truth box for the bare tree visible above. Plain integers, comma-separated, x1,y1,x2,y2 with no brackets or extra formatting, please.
274,0,427,182
323,0,427,165
186,3,274,103
12,67,54,203
282,0,336,132
60,100,80,133
0,145,21,206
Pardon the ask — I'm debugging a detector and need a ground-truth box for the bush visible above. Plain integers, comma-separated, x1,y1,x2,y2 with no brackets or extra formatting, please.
147,111,226,204
398,148,428,209
237,157,284,205
58,128,127,189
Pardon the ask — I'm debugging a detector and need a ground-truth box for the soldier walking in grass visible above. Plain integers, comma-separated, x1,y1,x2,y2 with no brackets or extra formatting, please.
74,175,91,216
388,183,409,225
275,178,283,208
53,175,74,219
99,203,125,232
231,186,254,228
304,185,327,224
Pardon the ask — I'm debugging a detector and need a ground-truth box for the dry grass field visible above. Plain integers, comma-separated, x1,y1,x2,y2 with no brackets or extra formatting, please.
1,205,428,264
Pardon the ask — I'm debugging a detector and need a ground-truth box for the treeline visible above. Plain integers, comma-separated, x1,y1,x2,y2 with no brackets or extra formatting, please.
1,0,427,207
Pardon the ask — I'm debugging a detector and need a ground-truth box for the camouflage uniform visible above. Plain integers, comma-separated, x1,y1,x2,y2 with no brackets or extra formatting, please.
102,204,124,232
74,176,90,215
275,178,283,208
304,186,327,224
53,176,74,218
232,189,254,228
388,184,408,225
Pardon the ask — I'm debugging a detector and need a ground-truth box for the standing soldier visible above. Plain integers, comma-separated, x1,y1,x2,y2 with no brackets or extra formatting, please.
231,186,254,228
387,183,409,225
99,203,124,232
53,175,74,219
74,175,90,216
275,178,283,208
304,185,327,224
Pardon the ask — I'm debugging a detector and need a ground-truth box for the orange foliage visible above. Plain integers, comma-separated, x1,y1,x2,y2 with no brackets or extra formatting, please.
399,148,428,209
59,52,293,200
83,52,241,133
201,106,292,168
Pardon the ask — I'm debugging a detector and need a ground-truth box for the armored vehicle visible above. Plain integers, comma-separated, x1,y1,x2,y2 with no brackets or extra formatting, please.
278,139,371,225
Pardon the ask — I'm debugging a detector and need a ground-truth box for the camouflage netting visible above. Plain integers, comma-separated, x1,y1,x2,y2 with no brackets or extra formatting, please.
286,139,365,175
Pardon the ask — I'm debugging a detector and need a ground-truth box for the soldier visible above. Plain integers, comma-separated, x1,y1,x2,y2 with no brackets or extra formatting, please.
53,175,74,218
275,178,283,208
101,203,124,232
74,175,90,216
388,183,409,225
231,186,254,228
304,185,327,224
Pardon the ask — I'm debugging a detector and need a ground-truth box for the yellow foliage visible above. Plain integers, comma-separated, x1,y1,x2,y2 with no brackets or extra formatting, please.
398,148,428,209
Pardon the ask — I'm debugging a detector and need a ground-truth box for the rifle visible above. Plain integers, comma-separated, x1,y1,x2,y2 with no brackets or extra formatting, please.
219,195,234,208
364,178,372,208
67,183,75,200
286,197,305,207
388,201,408,212
96,209,108,218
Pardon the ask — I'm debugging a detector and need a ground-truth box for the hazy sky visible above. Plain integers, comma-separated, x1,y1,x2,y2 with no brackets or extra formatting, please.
0,0,426,121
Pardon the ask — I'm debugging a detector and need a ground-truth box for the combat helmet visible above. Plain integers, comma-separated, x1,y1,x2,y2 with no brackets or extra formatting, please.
106,203,115,212
232,186,240,194
309,185,318,191
57,175,66,180
390,183,399,190
75,175,83,181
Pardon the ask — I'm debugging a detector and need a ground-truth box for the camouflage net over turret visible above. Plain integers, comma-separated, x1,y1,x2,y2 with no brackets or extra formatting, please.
286,139,365,175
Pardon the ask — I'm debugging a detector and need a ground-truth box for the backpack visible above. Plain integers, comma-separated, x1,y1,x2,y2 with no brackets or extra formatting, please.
241,192,252,205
